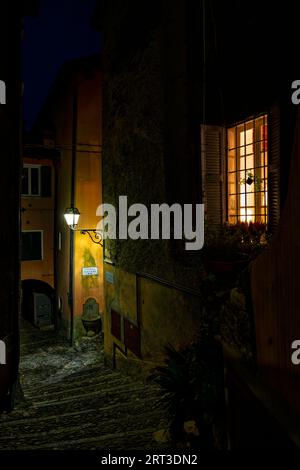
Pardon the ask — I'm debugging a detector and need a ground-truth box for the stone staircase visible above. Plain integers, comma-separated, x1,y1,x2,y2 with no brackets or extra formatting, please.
0,320,168,450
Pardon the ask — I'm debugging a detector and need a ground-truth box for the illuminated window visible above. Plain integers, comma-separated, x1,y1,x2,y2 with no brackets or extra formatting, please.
227,115,268,224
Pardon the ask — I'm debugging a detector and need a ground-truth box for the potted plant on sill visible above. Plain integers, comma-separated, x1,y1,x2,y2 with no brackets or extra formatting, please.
202,221,268,277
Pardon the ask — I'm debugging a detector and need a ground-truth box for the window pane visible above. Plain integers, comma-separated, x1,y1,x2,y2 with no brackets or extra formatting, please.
247,183,255,193
22,167,29,195
262,190,268,206
228,195,236,213
245,155,254,170
240,192,246,207
228,183,235,195
260,151,266,167
228,149,236,171
245,122,254,144
228,128,236,149
228,171,236,184
21,232,42,261
245,193,255,207
237,124,244,145
256,116,268,152
31,168,40,195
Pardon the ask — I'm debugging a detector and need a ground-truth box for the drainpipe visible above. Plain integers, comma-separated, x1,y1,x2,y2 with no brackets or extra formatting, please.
69,82,78,346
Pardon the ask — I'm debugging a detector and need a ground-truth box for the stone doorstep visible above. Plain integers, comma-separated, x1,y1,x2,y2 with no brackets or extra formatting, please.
38,324,55,331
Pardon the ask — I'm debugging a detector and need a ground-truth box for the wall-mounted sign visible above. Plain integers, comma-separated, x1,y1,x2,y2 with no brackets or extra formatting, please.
82,267,98,276
105,271,115,284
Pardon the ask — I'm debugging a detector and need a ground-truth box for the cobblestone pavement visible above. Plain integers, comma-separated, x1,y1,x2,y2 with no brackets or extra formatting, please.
0,319,168,450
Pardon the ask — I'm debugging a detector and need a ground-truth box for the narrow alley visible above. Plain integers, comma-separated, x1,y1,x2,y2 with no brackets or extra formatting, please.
2,0,300,455
0,320,167,450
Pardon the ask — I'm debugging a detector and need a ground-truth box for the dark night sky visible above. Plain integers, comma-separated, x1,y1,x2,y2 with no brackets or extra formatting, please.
22,0,102,130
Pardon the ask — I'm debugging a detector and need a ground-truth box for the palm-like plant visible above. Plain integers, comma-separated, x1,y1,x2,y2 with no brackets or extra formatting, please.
151,336,225,449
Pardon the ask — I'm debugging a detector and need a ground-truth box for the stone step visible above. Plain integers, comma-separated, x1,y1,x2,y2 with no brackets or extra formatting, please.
21,373,116,395
1,382,162,424
0,408,165,448
31,383,159,413
0,320,167,451
24,375,139,401
23,367,123,396
0,395,163,431
19,357,105,389
0,427,164,451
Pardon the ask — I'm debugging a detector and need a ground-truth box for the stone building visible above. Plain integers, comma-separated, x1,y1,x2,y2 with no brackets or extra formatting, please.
96,0,300,447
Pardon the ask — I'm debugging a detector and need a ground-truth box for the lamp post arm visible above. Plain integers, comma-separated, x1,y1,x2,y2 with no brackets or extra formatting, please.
69,227,103,246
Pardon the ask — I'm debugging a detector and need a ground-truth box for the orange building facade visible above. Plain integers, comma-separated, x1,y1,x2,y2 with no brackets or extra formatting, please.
24,55,103,340
21,147,57,328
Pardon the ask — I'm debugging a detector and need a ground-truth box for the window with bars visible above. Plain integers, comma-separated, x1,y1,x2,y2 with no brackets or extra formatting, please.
227,115,268,224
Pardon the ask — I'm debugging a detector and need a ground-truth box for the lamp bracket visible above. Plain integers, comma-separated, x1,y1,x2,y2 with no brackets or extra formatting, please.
79,229,103,246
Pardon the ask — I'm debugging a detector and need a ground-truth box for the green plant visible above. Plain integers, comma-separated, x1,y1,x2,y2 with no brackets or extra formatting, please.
150,335,225,449
203,224,246,262
240,171,262,191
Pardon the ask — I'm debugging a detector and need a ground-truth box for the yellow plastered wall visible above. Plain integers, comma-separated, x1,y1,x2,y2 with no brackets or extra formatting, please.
74,159,104,328
103,264,202,372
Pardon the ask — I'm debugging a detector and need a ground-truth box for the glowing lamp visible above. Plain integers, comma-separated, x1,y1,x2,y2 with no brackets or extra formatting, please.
64,206,80,229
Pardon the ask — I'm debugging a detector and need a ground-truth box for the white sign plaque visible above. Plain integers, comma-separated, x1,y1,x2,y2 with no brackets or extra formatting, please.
82,267,98,276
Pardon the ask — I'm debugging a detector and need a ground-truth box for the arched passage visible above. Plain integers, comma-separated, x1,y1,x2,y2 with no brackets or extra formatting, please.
21,280,55,329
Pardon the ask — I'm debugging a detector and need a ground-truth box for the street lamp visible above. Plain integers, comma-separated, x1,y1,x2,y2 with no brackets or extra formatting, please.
64,206,103,246
64,206,80,230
